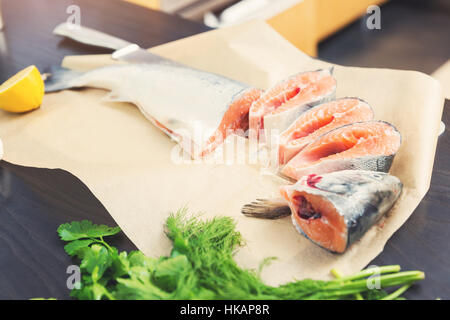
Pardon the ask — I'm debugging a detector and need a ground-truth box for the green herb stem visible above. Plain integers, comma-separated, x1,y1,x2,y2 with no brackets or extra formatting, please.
331,268,364,300
98,236,114,252
335,265,401,282
326,271,424,293
381,284,412,300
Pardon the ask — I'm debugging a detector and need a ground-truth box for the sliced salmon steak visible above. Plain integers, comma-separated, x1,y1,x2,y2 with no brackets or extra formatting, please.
278,98,374,165
281,121,401,181
249,69,336,142
279,170,403,253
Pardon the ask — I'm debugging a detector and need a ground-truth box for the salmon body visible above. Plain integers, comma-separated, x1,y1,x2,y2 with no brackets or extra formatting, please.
278,98,374,165
45,64,262,159
280,170,403,253
249,69,336,142
281,121,401,181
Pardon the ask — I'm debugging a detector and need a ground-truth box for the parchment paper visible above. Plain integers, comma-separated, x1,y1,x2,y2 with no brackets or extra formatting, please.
0,21,444,284
432,59,450,99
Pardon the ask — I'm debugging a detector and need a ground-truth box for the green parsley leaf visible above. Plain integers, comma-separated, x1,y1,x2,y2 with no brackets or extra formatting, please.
153,255,191,292
63,239,95,257
110,250,131,278
115,276,171,300
80,244,112,280
57,220,121,241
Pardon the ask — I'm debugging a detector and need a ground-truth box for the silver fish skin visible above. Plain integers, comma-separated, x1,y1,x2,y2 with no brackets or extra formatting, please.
283,170,403,253
283,154,395,180
45,63,253,158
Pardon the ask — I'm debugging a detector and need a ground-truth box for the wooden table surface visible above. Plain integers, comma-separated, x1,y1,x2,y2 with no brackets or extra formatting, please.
0,0,448,300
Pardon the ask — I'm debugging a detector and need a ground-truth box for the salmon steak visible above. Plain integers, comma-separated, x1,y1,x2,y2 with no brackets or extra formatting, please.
280,170,403,253
278,98,374,165
281,121,401,181
249,69,336,142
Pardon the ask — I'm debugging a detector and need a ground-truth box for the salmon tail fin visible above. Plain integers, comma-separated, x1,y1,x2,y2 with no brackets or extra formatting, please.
241,198,291,219
44,66,84,93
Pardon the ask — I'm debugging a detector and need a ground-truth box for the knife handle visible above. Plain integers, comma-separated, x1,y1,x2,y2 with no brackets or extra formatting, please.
53,23,133,50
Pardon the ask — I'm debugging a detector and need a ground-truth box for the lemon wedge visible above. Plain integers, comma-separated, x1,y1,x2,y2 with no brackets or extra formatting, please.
0,65,45,113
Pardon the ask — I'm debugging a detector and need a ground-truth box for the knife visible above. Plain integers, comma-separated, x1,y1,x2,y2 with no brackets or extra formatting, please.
53,22,180,65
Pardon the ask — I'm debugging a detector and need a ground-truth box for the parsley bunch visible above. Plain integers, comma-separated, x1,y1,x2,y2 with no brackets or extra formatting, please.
56,209,424,300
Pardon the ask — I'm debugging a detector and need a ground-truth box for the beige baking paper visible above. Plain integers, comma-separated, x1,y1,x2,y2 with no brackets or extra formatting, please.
0,21,444,284
432,59,450,99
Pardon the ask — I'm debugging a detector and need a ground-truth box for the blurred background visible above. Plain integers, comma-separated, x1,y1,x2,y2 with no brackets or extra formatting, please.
0,0,449,94
124,1,448,54
128,0,391,57
123,0,450,96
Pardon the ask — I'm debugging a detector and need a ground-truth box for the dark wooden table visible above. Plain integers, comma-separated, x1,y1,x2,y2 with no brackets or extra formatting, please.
0,0,448,300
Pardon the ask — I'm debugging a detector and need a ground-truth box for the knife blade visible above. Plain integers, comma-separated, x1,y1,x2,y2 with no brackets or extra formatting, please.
53,22,179,65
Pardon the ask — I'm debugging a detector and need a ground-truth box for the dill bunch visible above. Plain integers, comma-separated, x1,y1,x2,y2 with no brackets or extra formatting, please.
56,209,424,300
